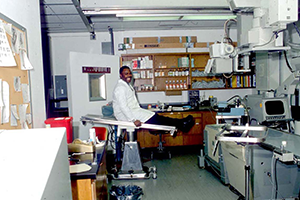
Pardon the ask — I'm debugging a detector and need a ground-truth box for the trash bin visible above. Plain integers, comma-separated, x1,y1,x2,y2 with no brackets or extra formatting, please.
44,117,73,143
109,185,143,200
92,127,107,140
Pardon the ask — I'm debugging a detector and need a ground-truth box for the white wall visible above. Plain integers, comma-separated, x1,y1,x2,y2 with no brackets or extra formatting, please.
50,29,234,75
49,29,253,107
68,52,119,139
0,0,46,128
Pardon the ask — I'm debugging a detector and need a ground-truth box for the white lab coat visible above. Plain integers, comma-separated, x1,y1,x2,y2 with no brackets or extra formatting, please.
112,79,154,122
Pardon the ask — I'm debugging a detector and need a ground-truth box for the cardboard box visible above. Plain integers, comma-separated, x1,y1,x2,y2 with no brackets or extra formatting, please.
160,36,197,43
124,36,197,44
194,42,209,48
124,37,159,44
127,43,190,49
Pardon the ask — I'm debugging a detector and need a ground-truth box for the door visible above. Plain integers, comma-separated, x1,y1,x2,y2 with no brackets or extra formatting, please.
68,52,119,139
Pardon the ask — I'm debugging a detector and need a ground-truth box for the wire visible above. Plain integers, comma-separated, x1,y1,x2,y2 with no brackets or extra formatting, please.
223,72,234,79
253,32,277,48
283,51,295,73
223,18,237,44
271,154,279,200
274,158,278,199
293,22,300,38
208,107,217,122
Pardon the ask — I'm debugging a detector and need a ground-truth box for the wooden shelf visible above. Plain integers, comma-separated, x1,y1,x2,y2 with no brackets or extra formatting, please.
132,68,153,70
154,67,189,70
121,52,256,92
154,76,188,78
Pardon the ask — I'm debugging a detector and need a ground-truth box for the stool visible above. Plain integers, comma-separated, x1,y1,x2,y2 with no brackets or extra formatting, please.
150,131,171,159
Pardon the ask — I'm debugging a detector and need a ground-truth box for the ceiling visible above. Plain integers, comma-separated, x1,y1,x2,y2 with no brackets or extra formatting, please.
40,0,235,35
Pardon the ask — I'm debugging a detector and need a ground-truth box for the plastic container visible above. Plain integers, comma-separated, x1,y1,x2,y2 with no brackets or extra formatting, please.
110,185,143,200
44,117,73,143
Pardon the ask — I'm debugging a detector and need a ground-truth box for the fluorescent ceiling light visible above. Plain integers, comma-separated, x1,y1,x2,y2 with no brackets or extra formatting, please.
181,15,236,20
123,16,180,21
122,15,236,21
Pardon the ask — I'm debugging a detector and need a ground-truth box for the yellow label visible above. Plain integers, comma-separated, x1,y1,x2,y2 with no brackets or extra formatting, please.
260,103,262,108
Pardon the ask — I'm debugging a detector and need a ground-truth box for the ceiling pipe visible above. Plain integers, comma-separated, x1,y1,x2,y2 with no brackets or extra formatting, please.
108,26,115,55
71,0,96,40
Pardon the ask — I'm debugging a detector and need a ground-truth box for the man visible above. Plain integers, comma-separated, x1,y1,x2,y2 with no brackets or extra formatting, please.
113,66,194,132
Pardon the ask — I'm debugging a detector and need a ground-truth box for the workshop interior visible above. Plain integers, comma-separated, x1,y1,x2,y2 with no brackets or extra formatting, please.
2,0,300,199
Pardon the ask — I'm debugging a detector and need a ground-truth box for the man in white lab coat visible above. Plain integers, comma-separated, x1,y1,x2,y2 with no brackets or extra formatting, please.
113,66,194,132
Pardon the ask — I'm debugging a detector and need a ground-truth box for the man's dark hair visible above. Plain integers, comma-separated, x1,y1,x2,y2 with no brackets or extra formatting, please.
120,66,130,74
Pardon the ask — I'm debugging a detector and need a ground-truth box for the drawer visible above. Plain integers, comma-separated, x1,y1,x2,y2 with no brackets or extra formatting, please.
182,112,202,118
158,112,183,119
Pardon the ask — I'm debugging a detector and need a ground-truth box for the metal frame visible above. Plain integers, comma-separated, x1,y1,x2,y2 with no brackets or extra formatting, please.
81,114,176,180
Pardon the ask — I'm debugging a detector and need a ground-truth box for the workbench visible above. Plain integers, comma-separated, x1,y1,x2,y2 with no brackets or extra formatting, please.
137,110,216,148
70,144,107,200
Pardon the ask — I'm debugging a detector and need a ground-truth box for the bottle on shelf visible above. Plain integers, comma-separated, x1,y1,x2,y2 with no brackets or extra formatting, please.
159,70,163,77
176,80,180,89
183,80,187,89
175,69,179,76
185,69,189,76
169,80,173,90
180,80,183,89
165,80,169,90
172,80,176,89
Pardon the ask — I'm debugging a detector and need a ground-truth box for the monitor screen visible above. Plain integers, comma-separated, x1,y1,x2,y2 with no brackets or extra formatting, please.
265,100,285,115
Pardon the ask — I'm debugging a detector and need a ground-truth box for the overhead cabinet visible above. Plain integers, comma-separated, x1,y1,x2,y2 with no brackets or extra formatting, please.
121,52,256,93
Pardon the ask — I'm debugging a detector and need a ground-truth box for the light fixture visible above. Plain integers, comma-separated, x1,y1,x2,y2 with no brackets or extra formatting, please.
181,15,236,20
122,16,181,21
122,15,236,21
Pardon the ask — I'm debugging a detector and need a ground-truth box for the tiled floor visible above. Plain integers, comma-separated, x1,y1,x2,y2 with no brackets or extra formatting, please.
107,146,239,200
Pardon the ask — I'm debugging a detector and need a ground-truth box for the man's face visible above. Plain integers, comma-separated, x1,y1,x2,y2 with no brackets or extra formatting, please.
120,68,132,84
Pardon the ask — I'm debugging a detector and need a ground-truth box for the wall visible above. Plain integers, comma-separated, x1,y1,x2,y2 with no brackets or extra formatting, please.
49,29,254,107
67,52,119,139
0,0,46,128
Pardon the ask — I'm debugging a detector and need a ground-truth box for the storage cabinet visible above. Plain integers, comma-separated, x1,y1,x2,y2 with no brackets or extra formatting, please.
121,53,255,92
71,147,107,200
137,110,216,148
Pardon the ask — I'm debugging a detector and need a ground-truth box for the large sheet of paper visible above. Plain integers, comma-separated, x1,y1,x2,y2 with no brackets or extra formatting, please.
13,76,21,92
0,20,16,67
0,80,9,124
10,104,19,126
20,50,33,70
21,83,30,103
19,104,28,129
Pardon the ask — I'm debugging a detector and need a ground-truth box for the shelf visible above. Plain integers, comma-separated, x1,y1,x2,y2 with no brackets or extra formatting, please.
155,67,189,70
154,76,188,78
132,68,153,70
134,78,152,80
121,52,255,93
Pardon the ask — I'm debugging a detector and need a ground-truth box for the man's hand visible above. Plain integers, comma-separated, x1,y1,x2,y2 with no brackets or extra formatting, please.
133,120,142,127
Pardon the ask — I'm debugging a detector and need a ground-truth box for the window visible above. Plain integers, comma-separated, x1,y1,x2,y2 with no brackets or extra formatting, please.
89,74,106,101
